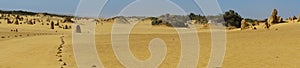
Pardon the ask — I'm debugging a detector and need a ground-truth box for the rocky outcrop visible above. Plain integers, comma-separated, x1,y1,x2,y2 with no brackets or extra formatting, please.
298,14,300,22
115,16,130,24
241,19,247,30
292,16,297,20
266,9,282,28
267,9,278,25
0,12,74,30
286,16,298,23
50,22,54,29
76,25,81,33
277,16,283,23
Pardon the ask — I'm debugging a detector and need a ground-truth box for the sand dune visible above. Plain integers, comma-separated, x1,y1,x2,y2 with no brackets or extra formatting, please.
1,17,300,68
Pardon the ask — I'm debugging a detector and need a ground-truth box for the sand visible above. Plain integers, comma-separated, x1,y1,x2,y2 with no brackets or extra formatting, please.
1,18,300,68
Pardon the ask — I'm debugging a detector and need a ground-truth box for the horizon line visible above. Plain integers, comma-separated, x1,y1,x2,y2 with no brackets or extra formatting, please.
0,9,273,20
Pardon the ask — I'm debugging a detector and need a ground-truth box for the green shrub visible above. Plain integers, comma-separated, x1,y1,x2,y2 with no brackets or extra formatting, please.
188,13,208,24
152,19,163,25
223,10,243,28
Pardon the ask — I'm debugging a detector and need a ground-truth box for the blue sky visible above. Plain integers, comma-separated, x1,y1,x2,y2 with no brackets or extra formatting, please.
0,0,299,19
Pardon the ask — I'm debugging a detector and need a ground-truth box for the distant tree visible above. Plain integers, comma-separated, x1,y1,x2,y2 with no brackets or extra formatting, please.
223,10,243,28
188,13,208,24
152,20,164,25
244,18,258,23
188,13,197,20
145,17,171,26
147,17,162,25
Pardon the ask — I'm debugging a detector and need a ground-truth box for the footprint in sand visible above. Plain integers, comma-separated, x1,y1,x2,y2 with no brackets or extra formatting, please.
57,58,63,62
92,65,97,68
58,48,62,52
56,54,62,57
1,36,5,38
56,36,68,68
57,51,62,54
60,62,67,66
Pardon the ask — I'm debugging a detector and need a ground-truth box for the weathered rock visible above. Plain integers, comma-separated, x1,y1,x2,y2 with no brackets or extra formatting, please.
64,25,68,29
277,16,283,23
7,19,12,24
272,9,278,16
298,14,300,22
254,21,259,26
241,19,247,30
76,25,81,33
287,17,291,21
15,20,19,25
292,16,297,20
50,21,54,29
265,22,270,29
267,9,278,25
62,18,70,23
115,16,130,24
267,16,274,25
265,8,284,29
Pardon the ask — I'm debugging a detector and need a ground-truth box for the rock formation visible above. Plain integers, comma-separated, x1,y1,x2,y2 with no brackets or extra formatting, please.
240,19,247,30
15,20,19,25
292,16,297,20
298,14,300,22
115,16,130,24
63,17,74,23
277,16,283,23
76,25,81,33
265,22,270,29
64,25,68,29
267,9,278,25
266,9,282,28
50,22,54,29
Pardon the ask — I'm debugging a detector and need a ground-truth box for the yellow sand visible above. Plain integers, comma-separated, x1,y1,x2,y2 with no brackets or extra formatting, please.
1,19,300,68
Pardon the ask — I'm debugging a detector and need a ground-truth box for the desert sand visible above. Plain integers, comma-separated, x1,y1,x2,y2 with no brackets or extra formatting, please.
1,13,300,68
